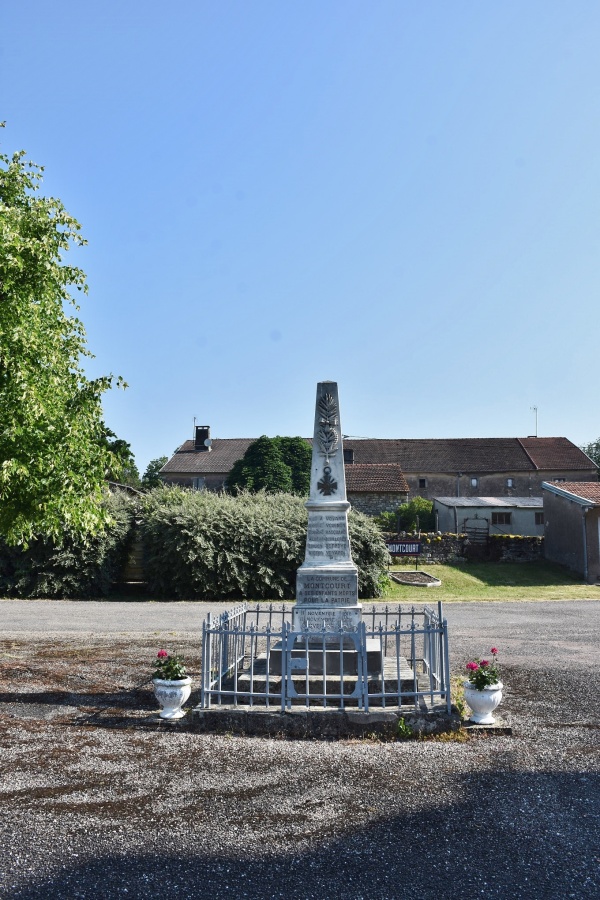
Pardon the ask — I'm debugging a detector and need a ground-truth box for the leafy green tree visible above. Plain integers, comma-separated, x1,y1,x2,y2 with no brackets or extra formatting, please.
399,496,435,531
0,133,123,544
277,436,312,494
375,496,435,532
580,439,600,472
227,436,294,494
101,427,140,488
141,456,168,490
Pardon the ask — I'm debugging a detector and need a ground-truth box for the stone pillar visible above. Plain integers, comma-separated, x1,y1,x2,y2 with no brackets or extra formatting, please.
293,381,361,633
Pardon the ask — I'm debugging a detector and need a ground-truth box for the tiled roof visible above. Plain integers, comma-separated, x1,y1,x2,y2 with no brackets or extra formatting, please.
160,439,256,474
344,437,593,473
434,497,543,509
345,464,409,493
518,437,596,471
543,482,600,504
160,436,595,478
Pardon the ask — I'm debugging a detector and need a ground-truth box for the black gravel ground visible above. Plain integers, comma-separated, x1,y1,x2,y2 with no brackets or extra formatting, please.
0,599,598,899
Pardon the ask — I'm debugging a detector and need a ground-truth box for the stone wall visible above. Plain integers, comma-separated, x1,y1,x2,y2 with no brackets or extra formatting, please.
386,533,465,565
349,492,407,516
420,534,465,563
487,535,544,562
387,532,544,564
404,470,597,500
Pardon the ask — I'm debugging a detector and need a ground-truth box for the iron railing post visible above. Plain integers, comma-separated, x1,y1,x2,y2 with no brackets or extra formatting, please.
442,616,451,713
360,621,370,712
202,613,213,708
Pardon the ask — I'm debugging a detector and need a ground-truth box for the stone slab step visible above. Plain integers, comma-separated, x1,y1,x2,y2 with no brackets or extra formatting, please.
233,655,417,699
267,638,382,676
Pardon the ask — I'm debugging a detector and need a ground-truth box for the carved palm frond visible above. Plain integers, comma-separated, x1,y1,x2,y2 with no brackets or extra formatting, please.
317,427,339,456
318,393,338,426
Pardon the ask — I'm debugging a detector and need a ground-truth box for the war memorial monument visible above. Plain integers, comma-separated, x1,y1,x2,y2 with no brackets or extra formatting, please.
196,380,453,734
294,381,360,633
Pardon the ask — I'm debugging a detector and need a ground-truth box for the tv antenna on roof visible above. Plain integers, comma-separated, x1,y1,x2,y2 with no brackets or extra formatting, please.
530,406,538,437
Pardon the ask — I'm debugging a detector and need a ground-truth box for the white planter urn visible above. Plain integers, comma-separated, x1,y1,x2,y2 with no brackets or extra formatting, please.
152,677,192,719
464,681,503,725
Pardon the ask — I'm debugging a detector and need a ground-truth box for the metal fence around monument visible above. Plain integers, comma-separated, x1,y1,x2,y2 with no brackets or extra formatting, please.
200,602,451,712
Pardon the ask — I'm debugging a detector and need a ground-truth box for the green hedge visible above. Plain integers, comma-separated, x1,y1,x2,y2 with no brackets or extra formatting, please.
0,491,135,598
140,486,389,600
0,487,390,599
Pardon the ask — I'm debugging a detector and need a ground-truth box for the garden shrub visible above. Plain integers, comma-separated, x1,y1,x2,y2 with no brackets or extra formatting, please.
140,486,390,600
0,487,390,600
0,490,135,598
374,497,435,533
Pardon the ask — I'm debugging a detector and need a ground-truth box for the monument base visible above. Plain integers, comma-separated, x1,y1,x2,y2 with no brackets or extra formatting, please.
267,637,381,676
296,564,358,607
292,604,362,633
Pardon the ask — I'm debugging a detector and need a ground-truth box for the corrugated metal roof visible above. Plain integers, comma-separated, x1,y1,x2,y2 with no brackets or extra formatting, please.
434,496,543,508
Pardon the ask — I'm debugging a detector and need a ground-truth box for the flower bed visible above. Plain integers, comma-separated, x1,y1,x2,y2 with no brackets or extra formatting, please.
390,571,441,587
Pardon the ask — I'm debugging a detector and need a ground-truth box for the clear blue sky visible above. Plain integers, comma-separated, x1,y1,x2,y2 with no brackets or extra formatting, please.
3,2,599,473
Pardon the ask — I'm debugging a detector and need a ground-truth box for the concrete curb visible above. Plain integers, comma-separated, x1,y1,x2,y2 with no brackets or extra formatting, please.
190,705,462,739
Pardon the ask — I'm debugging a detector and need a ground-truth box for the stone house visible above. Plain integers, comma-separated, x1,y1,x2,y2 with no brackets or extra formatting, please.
344,464,409,516
159,428,255,491
433,496,544,537
342,437,596,499
159,428,596,512
159,429,409,515
542,481,600,583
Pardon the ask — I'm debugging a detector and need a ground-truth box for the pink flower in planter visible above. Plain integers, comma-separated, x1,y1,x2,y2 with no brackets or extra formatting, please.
491,647,498,655
157,649,168,659
480,659,489,667
466,662,479,671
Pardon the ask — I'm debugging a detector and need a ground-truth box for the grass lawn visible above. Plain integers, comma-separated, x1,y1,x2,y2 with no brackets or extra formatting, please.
383,561,600,602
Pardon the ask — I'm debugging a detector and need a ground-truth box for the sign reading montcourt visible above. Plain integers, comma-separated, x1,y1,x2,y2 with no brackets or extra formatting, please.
386,541,423,556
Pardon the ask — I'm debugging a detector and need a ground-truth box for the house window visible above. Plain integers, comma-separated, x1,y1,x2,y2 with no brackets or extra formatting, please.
418,478,427,489
492,512,511,526
470,478,478,488
535,512,544,526
506,478,514,488
193,477,206,490
343,448,354,464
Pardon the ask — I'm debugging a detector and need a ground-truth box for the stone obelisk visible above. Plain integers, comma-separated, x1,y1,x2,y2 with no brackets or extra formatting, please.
293,381,361,633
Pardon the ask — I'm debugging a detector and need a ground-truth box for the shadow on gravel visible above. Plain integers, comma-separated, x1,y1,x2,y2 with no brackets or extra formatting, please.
6,772,599,900
0,688,155,711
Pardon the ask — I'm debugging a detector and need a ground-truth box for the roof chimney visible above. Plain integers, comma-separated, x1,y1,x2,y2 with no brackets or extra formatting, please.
194,425,211,451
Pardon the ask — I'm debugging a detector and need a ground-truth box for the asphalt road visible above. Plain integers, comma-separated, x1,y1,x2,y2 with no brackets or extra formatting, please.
1,597,598,669
1,598,598,900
